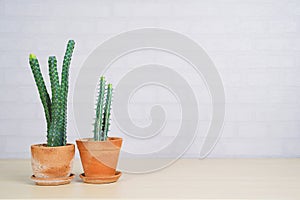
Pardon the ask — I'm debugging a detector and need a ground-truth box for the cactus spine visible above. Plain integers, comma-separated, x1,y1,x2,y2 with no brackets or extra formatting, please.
93,77,113,141
28,40,75,147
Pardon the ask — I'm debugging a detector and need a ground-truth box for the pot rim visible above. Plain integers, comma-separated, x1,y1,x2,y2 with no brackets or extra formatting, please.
31,143,75,149
76,137,122,143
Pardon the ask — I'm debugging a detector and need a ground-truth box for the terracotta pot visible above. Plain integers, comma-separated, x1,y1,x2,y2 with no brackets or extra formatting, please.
31,144,75,179
76,137,122,177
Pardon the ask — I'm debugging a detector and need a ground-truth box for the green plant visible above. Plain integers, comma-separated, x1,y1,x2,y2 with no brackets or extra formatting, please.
29,40,75,147
93,76,113,141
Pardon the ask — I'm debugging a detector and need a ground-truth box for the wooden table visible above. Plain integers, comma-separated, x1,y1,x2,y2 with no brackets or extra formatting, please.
0,159,299,199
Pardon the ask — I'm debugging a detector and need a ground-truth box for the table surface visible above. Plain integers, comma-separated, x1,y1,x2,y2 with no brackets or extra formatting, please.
0,158,299,199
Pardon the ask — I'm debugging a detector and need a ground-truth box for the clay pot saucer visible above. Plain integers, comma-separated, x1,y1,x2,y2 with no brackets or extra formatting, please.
79,171,122,184
31,174,75,186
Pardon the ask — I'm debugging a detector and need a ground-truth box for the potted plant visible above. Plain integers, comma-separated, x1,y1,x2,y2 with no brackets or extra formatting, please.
76,76,123,184
29,40,75,186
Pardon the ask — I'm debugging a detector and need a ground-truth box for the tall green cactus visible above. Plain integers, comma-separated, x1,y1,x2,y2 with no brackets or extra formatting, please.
93,77,113,141
28,40,75,147
60,40,75,145
47,56,62,146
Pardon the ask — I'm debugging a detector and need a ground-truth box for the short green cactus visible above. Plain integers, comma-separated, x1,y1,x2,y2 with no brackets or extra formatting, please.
29,40,75,147
93,76,113,141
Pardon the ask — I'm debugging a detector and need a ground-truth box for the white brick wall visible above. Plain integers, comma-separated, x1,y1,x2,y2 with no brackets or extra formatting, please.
0,0,300,158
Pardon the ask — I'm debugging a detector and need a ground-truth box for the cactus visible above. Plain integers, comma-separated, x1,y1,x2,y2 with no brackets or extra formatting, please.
47,56,62,146
93,77,113,141
102,84,113,140
28,40,75,147
29,54,51,130
60,40,75,145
